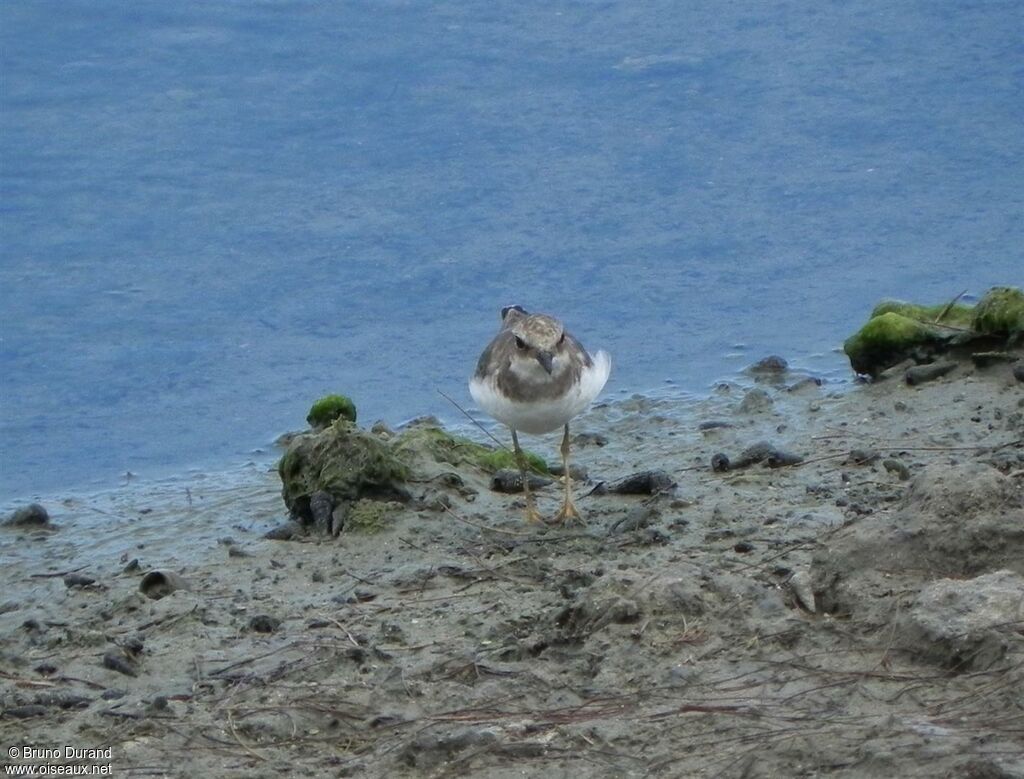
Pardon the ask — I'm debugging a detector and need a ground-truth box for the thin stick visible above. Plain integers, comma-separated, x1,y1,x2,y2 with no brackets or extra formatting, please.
934,288,968,323
437,389,507,450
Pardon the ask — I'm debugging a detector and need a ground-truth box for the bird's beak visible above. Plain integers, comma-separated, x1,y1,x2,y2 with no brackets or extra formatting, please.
536,351,554,375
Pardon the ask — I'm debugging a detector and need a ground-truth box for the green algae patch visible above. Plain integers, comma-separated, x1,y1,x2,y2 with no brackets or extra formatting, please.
870,300,973,327
307,394,357,429
278,418,409,521
843,312,945,377
391,423,548,474
345,499,393,533
971,287,1024,335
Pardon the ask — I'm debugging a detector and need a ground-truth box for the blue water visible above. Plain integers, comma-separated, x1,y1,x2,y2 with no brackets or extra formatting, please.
2,1,1021,500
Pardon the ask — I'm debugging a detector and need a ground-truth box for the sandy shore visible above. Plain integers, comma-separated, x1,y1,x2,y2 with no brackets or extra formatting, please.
2,354,1022,778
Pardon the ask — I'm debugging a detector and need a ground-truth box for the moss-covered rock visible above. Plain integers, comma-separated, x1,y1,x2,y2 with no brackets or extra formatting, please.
843,312,947,377
971,287,1024,335
278,418,409,522
306,394,357,429
391,423,548,474
870,300,973,327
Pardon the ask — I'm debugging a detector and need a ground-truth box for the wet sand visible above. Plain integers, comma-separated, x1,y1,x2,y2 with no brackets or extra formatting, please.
2,355,1022,778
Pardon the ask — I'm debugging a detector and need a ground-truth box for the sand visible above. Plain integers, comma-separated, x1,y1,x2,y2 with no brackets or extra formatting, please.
2,354,1022,778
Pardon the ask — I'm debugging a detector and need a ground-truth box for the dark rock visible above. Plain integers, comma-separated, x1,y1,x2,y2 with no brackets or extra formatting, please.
63,573,96,588
3,503,50,527
733,541,754,553
264,524,297,541
711,453,730,472
122,559,140,574
489,469,553,494
102,651,138,677
747,355,788,374
4,704,47,719
1014,363,1024,382
249,615,282,633
905,360,957,385
698,420,733,431
606,470,676,495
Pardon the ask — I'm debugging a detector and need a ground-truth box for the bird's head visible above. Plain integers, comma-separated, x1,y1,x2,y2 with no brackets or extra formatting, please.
508,313,566,376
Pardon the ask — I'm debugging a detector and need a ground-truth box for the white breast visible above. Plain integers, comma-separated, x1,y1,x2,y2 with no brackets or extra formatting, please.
469,350,611,436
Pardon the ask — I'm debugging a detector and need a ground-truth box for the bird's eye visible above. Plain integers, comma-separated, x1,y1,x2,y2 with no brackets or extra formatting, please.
514,336,527,350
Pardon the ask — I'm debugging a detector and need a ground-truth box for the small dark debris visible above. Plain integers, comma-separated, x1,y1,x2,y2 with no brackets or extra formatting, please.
766,449,803,468
490,469,553,494
733,541,755,553
848,448,880,465
248,615,281,633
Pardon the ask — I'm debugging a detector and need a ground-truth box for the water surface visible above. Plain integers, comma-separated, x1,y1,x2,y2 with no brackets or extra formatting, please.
2,1,1021,499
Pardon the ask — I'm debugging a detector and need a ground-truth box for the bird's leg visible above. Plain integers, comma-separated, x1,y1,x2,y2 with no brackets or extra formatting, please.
511,429,543,524
550,423,583,525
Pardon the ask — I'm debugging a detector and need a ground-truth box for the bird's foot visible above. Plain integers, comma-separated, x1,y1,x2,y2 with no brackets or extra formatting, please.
548,500,584,526
523,503,545,524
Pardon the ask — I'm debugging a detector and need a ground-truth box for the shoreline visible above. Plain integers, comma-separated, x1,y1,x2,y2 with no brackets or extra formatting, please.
1,351,1021,778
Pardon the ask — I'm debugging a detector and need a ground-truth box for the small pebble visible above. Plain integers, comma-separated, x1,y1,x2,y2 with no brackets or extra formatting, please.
711,453,730,472
883,458,911,480
63,573,97,588
848,449,880,465
733,541,754,553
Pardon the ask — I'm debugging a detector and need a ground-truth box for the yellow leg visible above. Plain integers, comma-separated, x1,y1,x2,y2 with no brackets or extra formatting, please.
511,429,543,523
550,423,583,525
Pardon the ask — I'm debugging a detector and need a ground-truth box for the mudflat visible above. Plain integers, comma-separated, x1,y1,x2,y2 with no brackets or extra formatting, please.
2,355,1022,778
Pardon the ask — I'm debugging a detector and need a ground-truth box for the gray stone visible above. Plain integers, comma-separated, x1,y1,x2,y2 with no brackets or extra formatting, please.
897,570,1024,671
